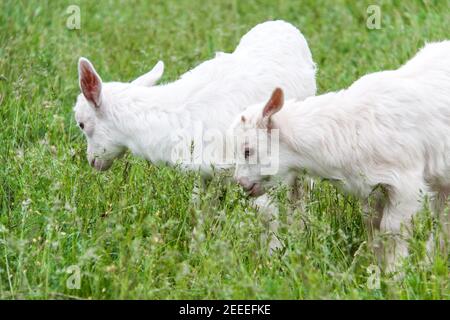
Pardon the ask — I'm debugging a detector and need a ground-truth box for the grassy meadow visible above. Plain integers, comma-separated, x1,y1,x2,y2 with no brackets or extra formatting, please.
0,0,449,299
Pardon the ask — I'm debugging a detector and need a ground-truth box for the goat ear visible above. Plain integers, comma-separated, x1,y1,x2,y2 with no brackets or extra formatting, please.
262,87,284,120
131,60,164,87
78,57,102,108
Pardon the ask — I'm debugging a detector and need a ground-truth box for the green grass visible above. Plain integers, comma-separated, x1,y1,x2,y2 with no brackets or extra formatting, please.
1,0,449,299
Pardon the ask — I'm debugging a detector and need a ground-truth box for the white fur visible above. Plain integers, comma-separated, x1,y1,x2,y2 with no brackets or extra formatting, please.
232,41,450,271
74,20,316,175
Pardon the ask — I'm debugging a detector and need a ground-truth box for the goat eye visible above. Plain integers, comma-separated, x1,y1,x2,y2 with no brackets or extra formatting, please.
244,148,250,159
78,122,84,130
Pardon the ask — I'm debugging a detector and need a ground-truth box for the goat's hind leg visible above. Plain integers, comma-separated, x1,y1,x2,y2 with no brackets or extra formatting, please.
363,185,388,262
379,178,427,274
427,187,450,254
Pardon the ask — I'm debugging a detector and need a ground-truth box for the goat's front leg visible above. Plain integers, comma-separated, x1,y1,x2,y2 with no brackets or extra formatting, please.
379,179,426,274
251,193,282,253
251,174,302,253
191,177,207,206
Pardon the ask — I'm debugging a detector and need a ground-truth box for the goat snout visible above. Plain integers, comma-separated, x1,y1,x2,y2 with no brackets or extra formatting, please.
235,176,251,189
235,176,263,197
88,156,113,171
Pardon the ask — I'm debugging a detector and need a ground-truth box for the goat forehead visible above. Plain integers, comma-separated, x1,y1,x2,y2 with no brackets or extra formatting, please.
243,103,264,123
74,98,95,123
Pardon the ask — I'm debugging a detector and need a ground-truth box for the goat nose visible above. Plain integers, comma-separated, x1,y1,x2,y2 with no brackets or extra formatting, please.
237,177,250,188
90,158,95,167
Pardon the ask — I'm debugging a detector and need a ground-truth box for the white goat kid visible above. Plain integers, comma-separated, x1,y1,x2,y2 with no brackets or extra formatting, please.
73,21,317,249
231,41,450,272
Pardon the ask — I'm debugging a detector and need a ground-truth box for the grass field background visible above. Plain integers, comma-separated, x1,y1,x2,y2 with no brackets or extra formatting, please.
0,0,449,299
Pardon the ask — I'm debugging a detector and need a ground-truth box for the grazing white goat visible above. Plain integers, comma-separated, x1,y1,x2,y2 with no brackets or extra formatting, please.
74,20,315,173
73,21,316,249
231,41,450,272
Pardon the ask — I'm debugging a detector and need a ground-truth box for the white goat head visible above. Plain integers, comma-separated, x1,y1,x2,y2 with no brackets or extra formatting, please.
231,88,298,196
73,57,164,171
